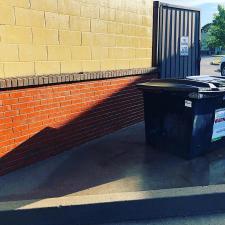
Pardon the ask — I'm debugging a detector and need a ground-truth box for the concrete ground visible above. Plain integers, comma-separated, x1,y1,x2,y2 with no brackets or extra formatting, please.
201,56,220,76
1,122,225,202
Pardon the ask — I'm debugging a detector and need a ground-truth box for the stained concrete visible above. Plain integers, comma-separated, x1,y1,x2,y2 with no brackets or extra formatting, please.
1,122,225,202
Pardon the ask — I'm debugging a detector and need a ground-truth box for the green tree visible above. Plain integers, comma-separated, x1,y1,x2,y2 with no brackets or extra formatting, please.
207,5,225,48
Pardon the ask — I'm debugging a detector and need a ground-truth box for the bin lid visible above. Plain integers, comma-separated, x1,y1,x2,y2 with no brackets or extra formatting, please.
187,76,225,88
137,76,225,94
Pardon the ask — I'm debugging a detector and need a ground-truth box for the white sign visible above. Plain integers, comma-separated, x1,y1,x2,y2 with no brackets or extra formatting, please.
180,36,189,56
212,108,225,142
185,100,192,108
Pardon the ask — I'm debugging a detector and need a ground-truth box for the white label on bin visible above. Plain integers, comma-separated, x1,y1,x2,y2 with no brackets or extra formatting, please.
185,100,192,108
212,108,225,142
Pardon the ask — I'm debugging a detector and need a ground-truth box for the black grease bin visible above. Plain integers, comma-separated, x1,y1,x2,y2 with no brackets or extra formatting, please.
137,76,225,159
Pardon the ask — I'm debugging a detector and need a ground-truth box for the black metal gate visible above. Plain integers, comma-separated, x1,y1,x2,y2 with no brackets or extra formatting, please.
152,1,201,79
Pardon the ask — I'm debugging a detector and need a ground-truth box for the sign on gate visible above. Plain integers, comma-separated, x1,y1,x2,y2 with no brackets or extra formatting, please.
180,36,189,56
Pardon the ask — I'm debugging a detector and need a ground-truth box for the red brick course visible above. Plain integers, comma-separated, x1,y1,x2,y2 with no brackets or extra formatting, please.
0,74,156,175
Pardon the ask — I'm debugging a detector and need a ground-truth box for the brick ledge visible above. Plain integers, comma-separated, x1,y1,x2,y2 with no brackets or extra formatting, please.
0,67,158,90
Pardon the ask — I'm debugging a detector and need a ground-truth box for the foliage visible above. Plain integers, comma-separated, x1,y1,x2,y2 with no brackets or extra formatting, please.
201,23,212,33
207,5,225,48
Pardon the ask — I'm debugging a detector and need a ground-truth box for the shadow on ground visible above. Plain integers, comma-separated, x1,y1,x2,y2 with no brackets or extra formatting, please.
1,122,225,205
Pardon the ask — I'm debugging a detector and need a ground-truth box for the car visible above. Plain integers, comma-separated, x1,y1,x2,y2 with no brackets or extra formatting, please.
220,56,225,76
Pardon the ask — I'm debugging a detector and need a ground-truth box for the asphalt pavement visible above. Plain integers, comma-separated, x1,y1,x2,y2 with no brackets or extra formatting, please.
201,56,220,76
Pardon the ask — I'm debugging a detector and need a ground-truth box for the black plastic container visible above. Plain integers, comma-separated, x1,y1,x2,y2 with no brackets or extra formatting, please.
138,76,225,159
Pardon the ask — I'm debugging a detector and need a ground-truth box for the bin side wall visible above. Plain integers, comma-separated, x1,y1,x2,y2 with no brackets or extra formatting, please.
0,73,156,175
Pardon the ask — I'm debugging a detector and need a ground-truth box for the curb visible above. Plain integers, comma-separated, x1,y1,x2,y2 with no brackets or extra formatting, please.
1,185,225,225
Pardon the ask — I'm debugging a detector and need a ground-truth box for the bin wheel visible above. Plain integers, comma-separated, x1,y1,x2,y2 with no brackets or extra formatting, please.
221,64,225,76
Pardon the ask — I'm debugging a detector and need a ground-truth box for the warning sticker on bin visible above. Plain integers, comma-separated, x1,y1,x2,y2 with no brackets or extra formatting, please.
212,108,225,142
185,100,192,108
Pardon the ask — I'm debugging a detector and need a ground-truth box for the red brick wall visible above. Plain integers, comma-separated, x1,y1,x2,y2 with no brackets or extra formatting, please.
0,74,155,175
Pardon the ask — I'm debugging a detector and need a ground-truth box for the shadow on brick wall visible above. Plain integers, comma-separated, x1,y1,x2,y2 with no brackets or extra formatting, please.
0,74,156,200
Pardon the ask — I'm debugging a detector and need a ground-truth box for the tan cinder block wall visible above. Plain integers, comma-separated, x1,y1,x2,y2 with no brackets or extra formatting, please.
0,0,153,78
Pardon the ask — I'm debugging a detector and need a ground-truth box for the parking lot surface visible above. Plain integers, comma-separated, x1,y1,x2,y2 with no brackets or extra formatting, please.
201,56,220,76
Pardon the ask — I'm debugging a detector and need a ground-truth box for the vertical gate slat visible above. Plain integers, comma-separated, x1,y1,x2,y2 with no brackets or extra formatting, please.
158,4,163,75
192,11,196,75
195,12,199,75
197,12,201,74
183,10,188,78
187,11,192,75
170,9,176,78
176,9,181,77
166,8,171,78
179,10,184,79
160,7,167,78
